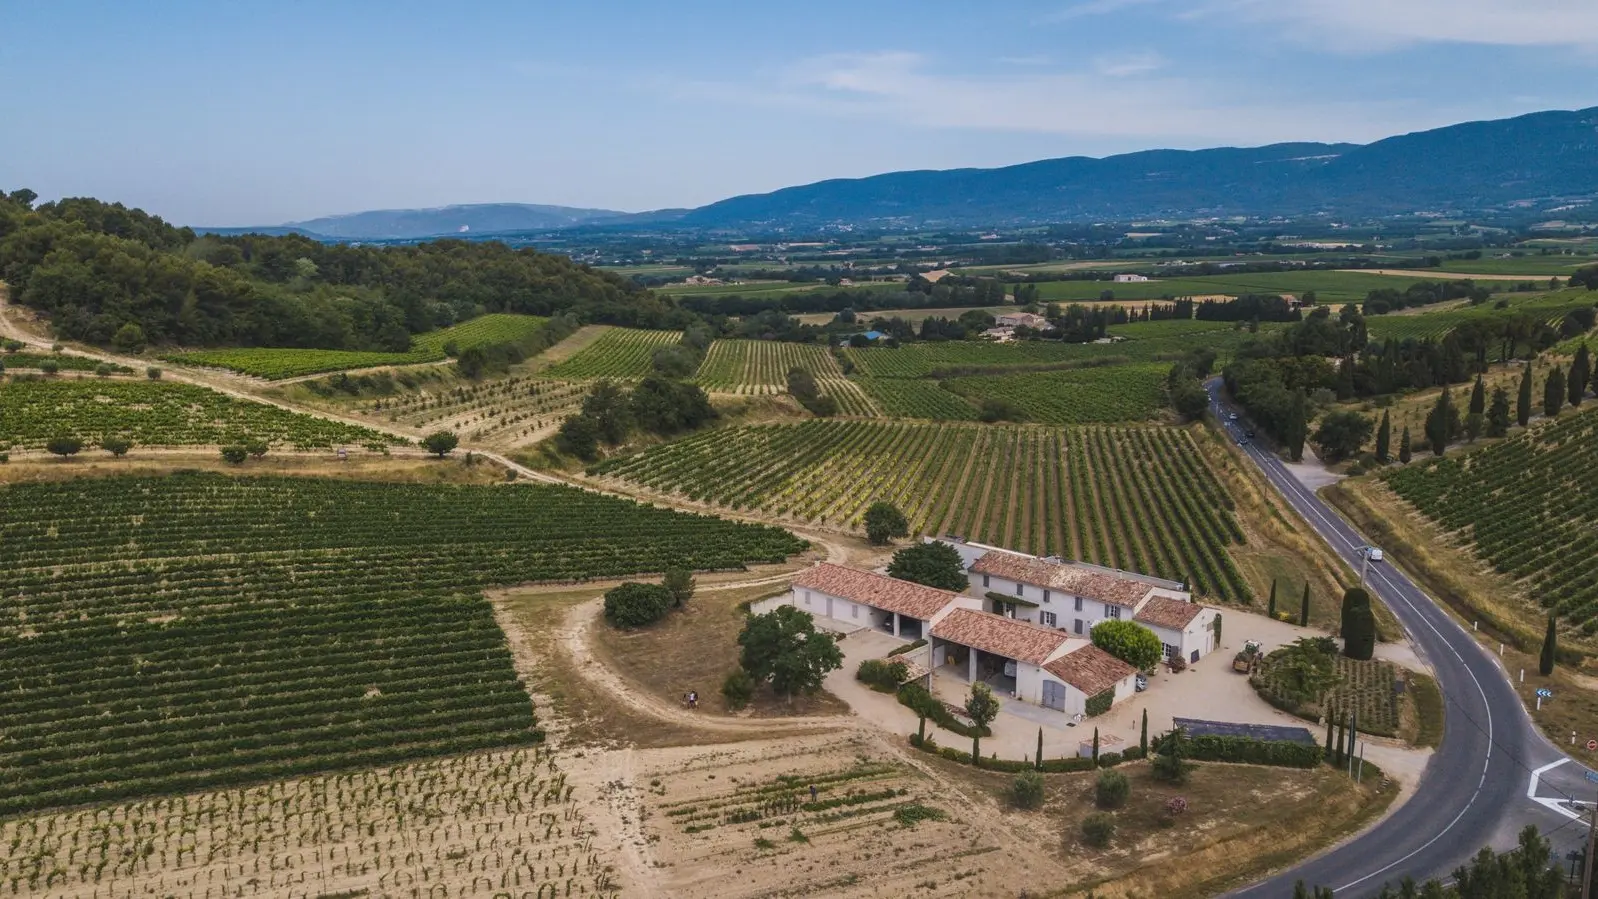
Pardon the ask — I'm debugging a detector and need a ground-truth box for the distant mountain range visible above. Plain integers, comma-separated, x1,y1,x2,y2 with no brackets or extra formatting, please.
209,106,1598,237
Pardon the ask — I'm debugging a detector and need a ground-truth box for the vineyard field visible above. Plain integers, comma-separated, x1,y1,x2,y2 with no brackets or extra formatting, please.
0,353,130,373
594,420,1251,603
0,747,616,898
1365,289,1597,342
0,378,401,450
1385,405,1598,633
163,314,549,379
0,472,805,817
854,378,977,420
944,364,1168,423
541,327,682,380
695,340,843,393
358,376,590,445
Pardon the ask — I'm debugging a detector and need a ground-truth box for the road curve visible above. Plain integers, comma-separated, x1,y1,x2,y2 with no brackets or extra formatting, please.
1208,381,1569,897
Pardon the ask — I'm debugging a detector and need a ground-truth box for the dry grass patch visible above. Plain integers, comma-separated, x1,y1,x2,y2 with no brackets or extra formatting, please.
589,581,849,718
0,451,510,486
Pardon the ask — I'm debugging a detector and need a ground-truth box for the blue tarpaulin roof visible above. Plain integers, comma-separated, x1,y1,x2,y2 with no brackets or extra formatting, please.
1173,717,1317,745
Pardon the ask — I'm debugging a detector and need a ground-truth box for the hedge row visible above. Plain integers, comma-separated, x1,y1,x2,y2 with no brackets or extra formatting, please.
1157,733,1323,769
897,684,991,738
907,734,1147,771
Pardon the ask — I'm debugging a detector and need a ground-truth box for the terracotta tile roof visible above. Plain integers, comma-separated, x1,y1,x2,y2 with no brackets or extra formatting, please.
1043,645,1138,697
929,608,1070,665
792,563,959,621
1133,596,1205,631
970,551,1155,607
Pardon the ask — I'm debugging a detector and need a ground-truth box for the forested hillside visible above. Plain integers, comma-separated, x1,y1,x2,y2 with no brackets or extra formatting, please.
0,189,676,350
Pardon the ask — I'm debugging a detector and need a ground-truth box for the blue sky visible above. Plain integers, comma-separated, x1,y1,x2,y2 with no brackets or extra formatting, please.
2,0,1595,225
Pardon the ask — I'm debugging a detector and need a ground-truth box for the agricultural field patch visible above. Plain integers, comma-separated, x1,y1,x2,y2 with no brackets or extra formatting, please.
1364,289,1595,342
1252,650,1405,737
594,421,1251,603
1028,271,1458,304
0,378,400,450
541,327,683,380
694,340,844,394
0,352,131,373
0,747,615,899
162,314,549,379
1385,404,1598,635
943,363,1168,423
853,377,978,420
0,472,805,817
358,376,590,446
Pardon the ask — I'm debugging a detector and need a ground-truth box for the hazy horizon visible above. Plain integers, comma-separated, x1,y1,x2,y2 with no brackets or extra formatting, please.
5,0,1597,227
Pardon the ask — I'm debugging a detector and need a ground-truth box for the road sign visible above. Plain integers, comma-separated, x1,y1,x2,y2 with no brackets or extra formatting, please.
1587,739,1597,751
1537,688,1554,698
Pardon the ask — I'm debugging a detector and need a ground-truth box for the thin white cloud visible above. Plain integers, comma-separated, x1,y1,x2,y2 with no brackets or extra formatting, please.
1093,51,1166,77
1045,0,1166,22
1197,0,1598,51
999,55,1055,67
660,51,1448,146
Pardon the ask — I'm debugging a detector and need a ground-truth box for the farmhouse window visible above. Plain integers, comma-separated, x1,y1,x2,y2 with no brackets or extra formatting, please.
1104,604,1121,620
851,604,859,619
1163,643,1179,660
1074,619,1084,635
1014,583,1024,597
1042,590,1051,604
982,575,990,588
803,591,811,607
1041,611,1057,628
1073,597,1083,612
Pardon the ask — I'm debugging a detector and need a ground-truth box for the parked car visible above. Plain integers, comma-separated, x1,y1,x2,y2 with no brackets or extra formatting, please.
1228,412,1239,421
1360,545,1384,562
1134,673,1148,692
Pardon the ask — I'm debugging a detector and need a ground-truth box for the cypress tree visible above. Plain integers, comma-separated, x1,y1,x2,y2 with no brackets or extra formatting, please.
1340,587,1376,660
1286,390,1308,462
1398,426,1412,463
1517,361,1533,426
1544,365,1565,418
1572,344,1591,407
1469,374,1486,416
1425,387,1457,456
1374,410,1391,462
1324,710,1335,761
1267,579,1278,619
1140,710,1149,756
1335,713,1346,766
1092,727,1100,764
1540,615,1557,676
1347,709,1358,762
1299,582,1310,626
1487,386,1511,438
1036,727,1044,770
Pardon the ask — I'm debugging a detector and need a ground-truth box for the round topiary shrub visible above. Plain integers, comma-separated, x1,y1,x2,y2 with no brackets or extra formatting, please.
1080,812,1116,847
1094,769,1129,809
603,582,674,628
1010,770,1045,810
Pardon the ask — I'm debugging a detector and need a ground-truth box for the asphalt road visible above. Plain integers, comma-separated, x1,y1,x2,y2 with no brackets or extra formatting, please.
1206,381,1588,897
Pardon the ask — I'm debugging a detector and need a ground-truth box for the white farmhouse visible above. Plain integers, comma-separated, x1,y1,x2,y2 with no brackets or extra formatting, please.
784,562,980,639
929,609,1138,714
995,312,1050,330
1112,273,1150,283
965,548,1219,665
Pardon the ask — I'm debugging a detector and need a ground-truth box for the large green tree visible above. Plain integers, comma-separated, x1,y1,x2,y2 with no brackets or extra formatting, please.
1468,374,1486,416
1312,410,1374,463
863,502,909,546
737,606,844,701
886,541,968,591
1424,388,1459,456
1091,620,1162,670
1374,410,1391,463
1543,365,1566,418
964,682,1001,766
1398,426,1412,464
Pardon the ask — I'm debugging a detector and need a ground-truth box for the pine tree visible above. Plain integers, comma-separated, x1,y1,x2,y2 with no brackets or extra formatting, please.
1517,361,1533,427
1398,426,1412,463
1487,386,1511,438
1572,344,1591,407
1374,410,1391,462
1140,709,1149,756
1267,579,1278,619
1469,374,1486,416
1425,388,1457,456
1299,582,1310,627
1540,615,1557,676
1544,365,1565,418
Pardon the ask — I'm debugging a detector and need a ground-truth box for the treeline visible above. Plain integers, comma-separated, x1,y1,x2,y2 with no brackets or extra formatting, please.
557,378,716,461
1195,294,1304,323
1363,280,1490,315
1312,826,1565,899
0,189,670,351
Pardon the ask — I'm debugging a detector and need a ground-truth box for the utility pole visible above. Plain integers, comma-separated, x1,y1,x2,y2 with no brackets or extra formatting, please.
1582,793,1597,899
